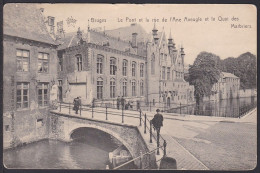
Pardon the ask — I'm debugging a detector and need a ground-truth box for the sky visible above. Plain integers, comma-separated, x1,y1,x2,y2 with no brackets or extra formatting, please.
37,4,257,65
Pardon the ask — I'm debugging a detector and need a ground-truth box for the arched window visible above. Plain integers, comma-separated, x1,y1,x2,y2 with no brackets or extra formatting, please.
97,54,103,74
132,80,136,96
123,79,127,97
132,61,136,77
162,66,166,80
122,60,127,76
151,53,155,74
110,78,116,98
76,54,82,71
140,63,144,77
140,80,144,96
97,77,103,99
110,57,116,75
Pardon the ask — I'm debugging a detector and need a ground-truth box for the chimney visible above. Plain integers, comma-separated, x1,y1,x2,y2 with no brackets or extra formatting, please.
132,32,138,48
77,27,82,40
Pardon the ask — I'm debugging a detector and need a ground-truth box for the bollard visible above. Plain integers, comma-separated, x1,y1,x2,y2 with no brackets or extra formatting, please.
139,110,142,126
163,140,167,156
59,102,61,112
80,104,82,116
144,113,147,134
69,102,71,114
150,121,152,143
106,105,108,120
92,104,94,118
122,105,124,123
140,151,143,169
157,129,160,155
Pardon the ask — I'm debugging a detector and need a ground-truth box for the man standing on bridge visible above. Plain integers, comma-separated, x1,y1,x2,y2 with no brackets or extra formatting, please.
152,109,164,133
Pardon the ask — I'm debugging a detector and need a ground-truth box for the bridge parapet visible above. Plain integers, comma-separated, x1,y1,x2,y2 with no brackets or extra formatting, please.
49,110,157,169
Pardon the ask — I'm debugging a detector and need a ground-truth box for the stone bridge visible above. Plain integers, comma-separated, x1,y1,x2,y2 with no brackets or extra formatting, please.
49,110,157,168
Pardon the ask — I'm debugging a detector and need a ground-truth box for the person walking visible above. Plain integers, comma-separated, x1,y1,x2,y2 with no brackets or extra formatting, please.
152,109,164,133
117,96,121,110
73,97,80,114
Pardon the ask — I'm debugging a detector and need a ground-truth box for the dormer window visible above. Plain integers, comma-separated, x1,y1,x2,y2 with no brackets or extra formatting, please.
48,16,55,26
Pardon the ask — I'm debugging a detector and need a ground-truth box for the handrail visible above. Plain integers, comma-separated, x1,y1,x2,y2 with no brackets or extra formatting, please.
113,145,164,170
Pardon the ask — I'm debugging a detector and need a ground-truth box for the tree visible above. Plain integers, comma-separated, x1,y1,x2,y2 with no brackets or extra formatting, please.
188,52,221,105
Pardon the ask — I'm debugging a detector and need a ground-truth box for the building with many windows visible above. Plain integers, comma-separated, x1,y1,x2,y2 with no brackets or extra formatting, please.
56,23,194,110
3,4,58,148
204,72,240,101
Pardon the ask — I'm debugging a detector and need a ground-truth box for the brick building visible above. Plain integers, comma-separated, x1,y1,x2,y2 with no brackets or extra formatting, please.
57,23,194,111
3,4,58,148
204,72,240,101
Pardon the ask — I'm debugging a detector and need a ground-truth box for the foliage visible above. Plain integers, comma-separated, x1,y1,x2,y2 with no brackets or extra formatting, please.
219,52,257,89
188,52,221,105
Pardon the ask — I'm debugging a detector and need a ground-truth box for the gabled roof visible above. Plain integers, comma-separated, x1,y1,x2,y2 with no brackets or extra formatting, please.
57,29,136,54
222,72,239,79
4,3,57,45
106,23,149,43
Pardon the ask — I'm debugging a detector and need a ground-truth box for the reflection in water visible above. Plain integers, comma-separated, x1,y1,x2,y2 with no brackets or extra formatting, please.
4,128,123,169
168,97,257,117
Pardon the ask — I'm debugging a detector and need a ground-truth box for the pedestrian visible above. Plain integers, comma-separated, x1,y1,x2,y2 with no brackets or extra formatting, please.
73,97,80,114
117,96,120,110
152,109,164,133
78,96,82,114
121,96,125,110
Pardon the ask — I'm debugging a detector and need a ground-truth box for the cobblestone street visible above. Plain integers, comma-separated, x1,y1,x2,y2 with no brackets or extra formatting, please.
162,109,257,170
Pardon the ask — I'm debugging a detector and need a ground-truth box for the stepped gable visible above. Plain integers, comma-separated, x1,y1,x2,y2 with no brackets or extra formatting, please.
106,23,149,43
4,3,57,45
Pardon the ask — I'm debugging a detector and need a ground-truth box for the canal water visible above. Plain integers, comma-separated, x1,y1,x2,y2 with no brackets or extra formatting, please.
4,128,134,169
168,96,257,118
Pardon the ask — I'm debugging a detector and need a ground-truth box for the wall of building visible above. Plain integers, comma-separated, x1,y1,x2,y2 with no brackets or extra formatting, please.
3,36,57,149
239,89,257,98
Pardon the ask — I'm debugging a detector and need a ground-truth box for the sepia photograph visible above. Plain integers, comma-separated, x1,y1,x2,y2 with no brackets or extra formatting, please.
3,3,257,170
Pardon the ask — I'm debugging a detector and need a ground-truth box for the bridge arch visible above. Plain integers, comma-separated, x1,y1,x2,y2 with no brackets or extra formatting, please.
68,124,134,159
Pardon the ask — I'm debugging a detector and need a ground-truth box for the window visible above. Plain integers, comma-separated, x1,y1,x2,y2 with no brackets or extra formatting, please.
122,60,127,76
58,56,63,71
97,78,103,99
5,125,10,132
132,80,136,96
110,78,116,98
38,83,49,107
38,52,49,73
48,16,54,26
16,49,29,72
160,53,163,60
123,79,127,97
167,67,170,80
151,54,155,74
132,61,136,77
16,82,29,109
110,58,116,75
140,63,144,77
165,54,167,61
97,55,103,74
140,80,144,96
76,54,82,71
162,66,166,80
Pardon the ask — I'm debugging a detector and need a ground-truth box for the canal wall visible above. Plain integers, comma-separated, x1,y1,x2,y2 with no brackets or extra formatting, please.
3,108,50,149
239,89,257,98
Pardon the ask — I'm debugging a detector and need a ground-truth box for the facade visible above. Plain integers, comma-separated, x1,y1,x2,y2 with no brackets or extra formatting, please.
57,23,194,111
204,72,240,101
3,4,58,148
